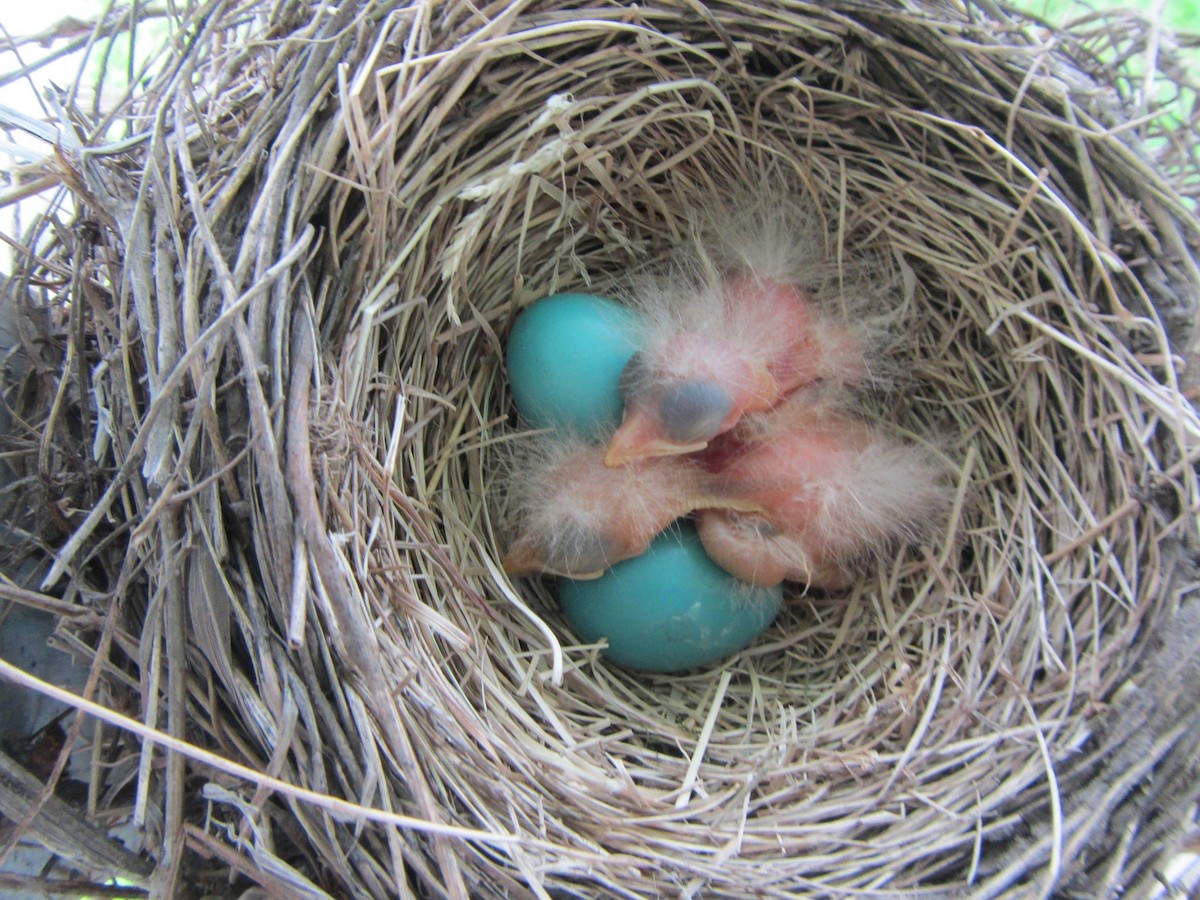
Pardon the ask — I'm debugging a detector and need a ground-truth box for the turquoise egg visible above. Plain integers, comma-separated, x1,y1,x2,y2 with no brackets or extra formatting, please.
506,293,643,437
558,522,783,673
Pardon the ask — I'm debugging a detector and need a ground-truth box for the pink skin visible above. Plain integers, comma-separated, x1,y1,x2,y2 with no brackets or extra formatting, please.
699,411,872,585
725,277,820,394
694,395,947,588
726,277,867,394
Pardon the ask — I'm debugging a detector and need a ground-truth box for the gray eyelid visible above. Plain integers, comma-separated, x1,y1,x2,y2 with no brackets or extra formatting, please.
659,380,733,444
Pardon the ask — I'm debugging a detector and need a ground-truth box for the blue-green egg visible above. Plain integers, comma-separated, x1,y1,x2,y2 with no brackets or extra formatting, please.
506,292,643,437
558,522,783,673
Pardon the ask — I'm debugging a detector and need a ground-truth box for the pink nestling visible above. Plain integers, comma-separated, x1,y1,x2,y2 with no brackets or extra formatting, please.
694,391,952,589
603,200,872,468
500,434,753,580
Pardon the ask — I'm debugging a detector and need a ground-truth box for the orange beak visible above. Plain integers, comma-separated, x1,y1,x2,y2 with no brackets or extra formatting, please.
502,539,608,580
501,538,550,577
604,407,709,467
742,363,783,415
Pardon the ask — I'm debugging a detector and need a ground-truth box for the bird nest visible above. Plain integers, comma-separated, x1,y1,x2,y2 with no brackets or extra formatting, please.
2,1,1200,897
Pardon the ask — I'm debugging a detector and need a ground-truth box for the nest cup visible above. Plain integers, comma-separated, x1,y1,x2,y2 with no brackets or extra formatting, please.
3,1,1200,897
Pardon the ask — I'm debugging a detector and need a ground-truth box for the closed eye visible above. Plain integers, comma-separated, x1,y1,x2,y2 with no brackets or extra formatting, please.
658,380,733,444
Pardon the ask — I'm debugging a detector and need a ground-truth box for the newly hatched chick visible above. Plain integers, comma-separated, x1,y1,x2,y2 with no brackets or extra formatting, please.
695,392,952,588
604,200,872,467
501,434,747,579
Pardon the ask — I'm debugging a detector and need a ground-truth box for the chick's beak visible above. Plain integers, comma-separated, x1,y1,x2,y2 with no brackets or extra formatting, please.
604,406,708,467
745,363,782,413
501,538,548,577
501,540,608,580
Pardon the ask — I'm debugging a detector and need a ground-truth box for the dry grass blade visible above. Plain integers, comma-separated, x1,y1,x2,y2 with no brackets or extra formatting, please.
0,0,1198,896
0,744,152,888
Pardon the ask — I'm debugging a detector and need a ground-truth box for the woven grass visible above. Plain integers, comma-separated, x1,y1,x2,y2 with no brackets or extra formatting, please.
2,1,1199,897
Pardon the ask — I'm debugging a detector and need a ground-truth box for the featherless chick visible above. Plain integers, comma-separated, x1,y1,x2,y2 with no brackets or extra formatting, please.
500,433,753,580
695,391,952,588
604,199,873,467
